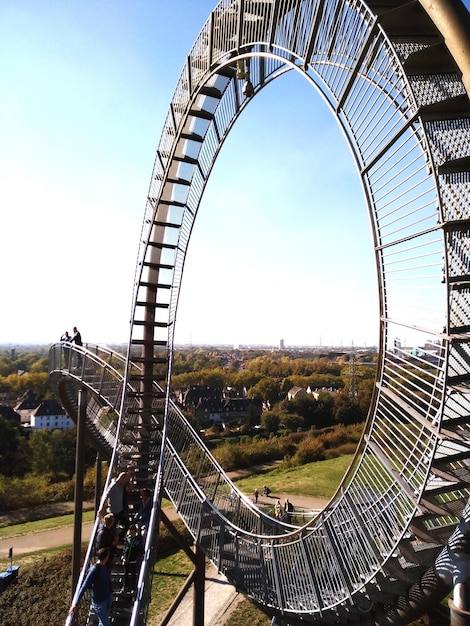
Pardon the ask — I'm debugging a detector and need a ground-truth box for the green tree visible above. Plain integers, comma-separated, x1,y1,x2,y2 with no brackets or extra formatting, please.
333,392,363,425
280,412,305,433
248,378,280,406
281,392,335,429
231,370,263,394
315,391,335,428
0,417,30,477
261,411,281,434
28,427,95,477
29,429,55,474
0,371,50,398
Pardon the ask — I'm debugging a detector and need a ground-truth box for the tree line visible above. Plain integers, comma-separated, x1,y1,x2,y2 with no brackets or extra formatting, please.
172,348,377,432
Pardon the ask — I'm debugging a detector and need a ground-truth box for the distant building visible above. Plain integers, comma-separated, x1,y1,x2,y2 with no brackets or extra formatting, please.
287,386,307,400
279,339,285,350
178,385,261,427
178,386,221,412
15,389,43,426
0,391,15,405
0,405,21,424
30,399,74,430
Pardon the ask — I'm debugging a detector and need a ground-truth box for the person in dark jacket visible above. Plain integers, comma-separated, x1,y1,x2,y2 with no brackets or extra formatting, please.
121,524,144,592
96,513,118,567
134,488,152,535
70,326,83,367
69,547,113,626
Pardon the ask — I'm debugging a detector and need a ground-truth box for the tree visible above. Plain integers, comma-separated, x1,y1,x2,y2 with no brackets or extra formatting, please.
315,391,335,428
28,428,92,477
231,370,263,394
281,392,335,429
0,417,30,477
280,412,305,433
0,371,50,398
29,429,55,475
261,411,281,434
333,393,363,425
248,378,280,407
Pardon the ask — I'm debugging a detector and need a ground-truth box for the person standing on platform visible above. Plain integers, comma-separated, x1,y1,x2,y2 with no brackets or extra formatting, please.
70,326,83,367
71,326,82,346
69,547,113,626
284,498,294,523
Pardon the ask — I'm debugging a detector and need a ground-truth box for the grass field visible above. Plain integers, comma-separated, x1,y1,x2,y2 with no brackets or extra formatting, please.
232,454,353,499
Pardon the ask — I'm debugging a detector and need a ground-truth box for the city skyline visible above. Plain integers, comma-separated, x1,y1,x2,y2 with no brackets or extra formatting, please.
2,1,468,347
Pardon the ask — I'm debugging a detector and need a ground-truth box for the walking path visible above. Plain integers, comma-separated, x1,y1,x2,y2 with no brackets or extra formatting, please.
0,492,326,559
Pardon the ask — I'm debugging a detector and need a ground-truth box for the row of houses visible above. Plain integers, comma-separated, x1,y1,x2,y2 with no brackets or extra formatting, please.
176,385,339,428
0,390,74,430
177,386,262,427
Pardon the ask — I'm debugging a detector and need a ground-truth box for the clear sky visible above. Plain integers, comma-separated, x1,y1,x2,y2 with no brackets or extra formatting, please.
1,1,469,348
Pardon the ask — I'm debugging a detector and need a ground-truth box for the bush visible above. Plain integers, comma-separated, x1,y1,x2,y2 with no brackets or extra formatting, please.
0,474,53,511
290,438,325,465
0,465,101,512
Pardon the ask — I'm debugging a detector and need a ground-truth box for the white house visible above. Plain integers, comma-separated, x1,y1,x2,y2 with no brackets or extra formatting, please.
30,399,74,430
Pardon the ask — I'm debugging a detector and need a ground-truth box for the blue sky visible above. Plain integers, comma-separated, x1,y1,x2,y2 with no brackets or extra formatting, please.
1,1,468,348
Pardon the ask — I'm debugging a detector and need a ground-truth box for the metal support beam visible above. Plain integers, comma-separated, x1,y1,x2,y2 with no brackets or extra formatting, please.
94,451,103,515
159,510,206,625
418,0,470,98
71,388,86,598
450,598,470,625
193,543,205,626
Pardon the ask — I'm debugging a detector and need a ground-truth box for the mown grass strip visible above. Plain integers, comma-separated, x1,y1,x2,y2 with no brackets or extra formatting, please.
233,455,353,499
0,510,96,540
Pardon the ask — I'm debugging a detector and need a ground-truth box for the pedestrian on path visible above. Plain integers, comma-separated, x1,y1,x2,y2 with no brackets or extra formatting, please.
69,547,113,626
284,498,294,523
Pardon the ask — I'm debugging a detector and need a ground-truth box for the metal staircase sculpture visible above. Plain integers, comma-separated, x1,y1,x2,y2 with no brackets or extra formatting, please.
52,1,470,624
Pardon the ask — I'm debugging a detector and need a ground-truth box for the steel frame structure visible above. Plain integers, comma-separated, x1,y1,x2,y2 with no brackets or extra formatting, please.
53,1,470,624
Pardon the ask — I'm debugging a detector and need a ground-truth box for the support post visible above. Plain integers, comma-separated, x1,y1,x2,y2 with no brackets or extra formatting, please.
448,515,470,626
94,451,103,515
419,0,470,98
71,388,87,598
450,558,470,626
193,543,205,626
